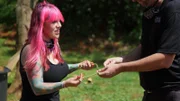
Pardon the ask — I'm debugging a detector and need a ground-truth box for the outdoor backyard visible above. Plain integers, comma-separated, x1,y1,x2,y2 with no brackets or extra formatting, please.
0,0,144,101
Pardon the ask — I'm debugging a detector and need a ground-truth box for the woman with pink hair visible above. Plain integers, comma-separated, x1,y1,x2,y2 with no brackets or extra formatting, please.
19,1,94,101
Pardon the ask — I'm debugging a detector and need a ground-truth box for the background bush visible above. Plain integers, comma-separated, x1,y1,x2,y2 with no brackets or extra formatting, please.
54,0,143,42
0,0,143,43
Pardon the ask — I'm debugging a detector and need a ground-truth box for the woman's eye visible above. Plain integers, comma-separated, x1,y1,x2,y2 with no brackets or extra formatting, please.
52,20,60,24
52,21,57,24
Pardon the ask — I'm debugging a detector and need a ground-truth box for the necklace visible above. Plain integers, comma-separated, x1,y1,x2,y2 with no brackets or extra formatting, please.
44,39,54,50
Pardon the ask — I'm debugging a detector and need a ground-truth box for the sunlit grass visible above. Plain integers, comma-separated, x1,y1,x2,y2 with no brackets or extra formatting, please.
61,50,143,101
0,38,16,83
61,69,143,101
0,38,16,66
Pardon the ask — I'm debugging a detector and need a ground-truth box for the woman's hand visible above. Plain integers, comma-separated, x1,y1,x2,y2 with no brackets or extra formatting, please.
63,73,83,88
78,60,95,70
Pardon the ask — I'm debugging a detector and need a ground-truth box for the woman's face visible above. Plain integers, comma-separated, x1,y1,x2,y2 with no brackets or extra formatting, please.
132,0,157,7
43,21,62,41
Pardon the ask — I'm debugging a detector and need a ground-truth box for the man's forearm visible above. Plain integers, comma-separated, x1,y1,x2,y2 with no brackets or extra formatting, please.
123,44,142,62
120,53,175,72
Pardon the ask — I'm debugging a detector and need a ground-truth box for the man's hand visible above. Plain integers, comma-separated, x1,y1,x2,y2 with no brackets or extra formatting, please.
104,57,123,66
97,63,121,78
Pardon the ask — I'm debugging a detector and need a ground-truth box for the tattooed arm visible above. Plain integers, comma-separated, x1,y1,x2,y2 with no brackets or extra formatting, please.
25,62,65,95
67,64,79,73
21,45,82,96
26,62,83,95
68,60,95,73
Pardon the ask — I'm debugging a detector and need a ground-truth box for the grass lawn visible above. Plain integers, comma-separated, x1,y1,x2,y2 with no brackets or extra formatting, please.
60,70,143,101
0,37,144,101
0,38,16,66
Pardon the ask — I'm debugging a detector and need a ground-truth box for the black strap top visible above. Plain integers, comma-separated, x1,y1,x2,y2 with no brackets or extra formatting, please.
19,45,70,101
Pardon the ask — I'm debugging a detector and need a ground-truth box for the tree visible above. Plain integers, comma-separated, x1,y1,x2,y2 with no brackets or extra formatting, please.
7,0,38,99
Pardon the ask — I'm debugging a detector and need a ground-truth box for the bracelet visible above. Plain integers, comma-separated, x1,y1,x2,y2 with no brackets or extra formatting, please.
78,63,82,69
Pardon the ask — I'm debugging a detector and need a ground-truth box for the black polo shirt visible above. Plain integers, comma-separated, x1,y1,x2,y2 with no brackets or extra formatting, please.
139,0,180,91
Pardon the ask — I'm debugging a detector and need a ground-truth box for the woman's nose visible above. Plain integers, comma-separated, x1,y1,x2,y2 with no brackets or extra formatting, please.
57,21,62,28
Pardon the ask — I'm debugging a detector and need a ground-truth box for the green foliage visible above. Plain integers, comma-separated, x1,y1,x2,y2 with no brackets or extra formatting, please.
54,0,143,43
0,0,16,24
64,50,106,61
0,0,143,43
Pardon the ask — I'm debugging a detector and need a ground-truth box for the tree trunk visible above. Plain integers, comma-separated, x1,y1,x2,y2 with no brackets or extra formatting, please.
16,0,33,49
7,0,38,100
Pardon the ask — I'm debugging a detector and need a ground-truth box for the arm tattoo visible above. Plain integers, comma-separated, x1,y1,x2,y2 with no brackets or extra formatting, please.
67,64,79,73
26,62,64,96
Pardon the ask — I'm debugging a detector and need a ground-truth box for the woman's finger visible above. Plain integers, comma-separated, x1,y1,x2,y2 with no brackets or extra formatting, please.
79,73,84,81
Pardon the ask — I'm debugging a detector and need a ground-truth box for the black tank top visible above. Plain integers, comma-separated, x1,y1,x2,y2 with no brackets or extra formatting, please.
19,45,70,101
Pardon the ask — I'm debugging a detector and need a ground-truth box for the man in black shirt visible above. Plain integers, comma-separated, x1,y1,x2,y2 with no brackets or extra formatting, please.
97,0,180,101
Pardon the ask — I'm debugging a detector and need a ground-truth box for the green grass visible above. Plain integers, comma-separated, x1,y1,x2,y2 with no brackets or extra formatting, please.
0,38,16,66
60,45,143,101
0,37,143,101
0,38,16,84
60,69,143,101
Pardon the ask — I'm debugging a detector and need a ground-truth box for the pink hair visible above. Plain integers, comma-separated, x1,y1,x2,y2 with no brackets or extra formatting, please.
25,1,64,71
